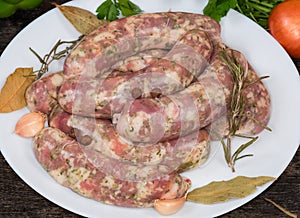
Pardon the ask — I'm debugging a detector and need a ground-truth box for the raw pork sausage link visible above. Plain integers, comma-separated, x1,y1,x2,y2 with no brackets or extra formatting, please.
115,48,270,143
63,12,221,79
208,64,271,139
25,71,64,114
58,29,213,118
26,51,166,117
111,49,168,73
33,127,191,207
49,105,210,170
115,52,231,143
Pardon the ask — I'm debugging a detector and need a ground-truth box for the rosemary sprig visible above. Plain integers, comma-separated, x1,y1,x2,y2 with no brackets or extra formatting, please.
30,35,84,79
219,50,270,172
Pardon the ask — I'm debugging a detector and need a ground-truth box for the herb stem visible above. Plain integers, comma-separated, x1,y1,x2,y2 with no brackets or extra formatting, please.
219,50,271,172
30,35,83,79
220,50,256,172
248,2,271,13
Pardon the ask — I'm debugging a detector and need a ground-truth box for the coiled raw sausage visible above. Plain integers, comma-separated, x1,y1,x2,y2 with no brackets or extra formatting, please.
58,29,213,118
63,12,221,79
115,48,270,143
49,105,210,171
33,127,192,207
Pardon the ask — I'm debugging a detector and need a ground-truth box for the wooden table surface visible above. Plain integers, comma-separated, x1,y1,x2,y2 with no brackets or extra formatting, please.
0,1,299,217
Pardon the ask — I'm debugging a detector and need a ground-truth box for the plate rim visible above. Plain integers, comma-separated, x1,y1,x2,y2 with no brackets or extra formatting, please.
1,1,300,217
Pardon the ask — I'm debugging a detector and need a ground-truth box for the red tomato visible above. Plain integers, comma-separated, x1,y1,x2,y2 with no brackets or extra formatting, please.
268,0,300,58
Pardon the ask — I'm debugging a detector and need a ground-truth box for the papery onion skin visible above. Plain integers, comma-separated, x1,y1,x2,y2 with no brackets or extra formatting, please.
268,0,300,58
14,112,46,138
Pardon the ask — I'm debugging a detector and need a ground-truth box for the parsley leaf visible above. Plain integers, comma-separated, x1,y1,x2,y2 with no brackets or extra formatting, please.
96,0,143,21
96,0,113,20
107,3,119,21
203,0,237,22
119,0,143,16
203,0,284,29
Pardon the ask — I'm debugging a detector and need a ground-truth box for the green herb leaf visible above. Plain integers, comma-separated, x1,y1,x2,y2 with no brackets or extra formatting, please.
96,0,113,20
96,0,142,21
119,0,143,16
187,176,276,204
203,0,237,22
204,0,284,29
107,3,119,21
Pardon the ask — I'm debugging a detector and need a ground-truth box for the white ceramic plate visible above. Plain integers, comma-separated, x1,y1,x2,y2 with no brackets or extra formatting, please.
1,0,300,217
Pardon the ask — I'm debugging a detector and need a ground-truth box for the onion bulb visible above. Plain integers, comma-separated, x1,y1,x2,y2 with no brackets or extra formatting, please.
268,0,300,58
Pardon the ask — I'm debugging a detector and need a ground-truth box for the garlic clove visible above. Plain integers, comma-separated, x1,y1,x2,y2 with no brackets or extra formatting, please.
15,112,46,138
153,196,186,216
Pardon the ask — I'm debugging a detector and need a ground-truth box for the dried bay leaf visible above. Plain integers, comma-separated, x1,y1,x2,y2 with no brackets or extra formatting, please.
187,176,276,204
0,68,36,113
54,4,109,35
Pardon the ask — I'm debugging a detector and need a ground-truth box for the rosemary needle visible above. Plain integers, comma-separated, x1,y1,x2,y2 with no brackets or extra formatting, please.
219,50,270,172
